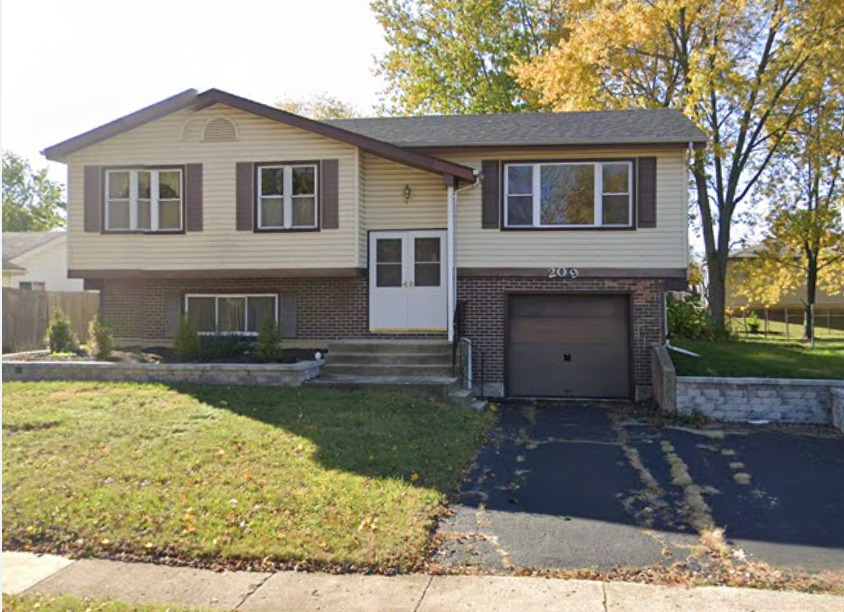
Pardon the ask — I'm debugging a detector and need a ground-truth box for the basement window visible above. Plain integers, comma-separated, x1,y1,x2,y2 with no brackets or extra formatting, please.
184,294,277,335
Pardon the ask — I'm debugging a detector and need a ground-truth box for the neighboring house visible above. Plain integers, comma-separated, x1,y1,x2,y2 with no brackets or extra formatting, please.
2,231,85,291
726,247,844,325
42,88,705,399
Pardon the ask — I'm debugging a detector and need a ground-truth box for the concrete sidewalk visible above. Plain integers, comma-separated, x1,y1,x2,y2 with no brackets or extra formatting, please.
3,552,843,612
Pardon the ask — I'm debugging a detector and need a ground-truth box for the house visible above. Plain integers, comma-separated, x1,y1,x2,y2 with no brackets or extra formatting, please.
42,89,705,399
726,246,844,329
2,231,85,291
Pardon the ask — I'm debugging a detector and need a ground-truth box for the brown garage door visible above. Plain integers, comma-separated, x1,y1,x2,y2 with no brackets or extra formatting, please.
507,294,631,398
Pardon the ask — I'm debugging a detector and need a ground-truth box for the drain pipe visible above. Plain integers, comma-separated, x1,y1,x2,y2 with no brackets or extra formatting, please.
447,173,481,342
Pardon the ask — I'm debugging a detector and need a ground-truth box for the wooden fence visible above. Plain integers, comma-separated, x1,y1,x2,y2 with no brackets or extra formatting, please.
2,288,99,353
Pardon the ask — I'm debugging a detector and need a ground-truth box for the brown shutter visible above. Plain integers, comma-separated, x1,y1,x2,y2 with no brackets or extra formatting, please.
280,292,297,339
235,162,254,231
185,164,203,231
637,157,657,228
320,159,339,229
84,166,103,232
163,291,182,338
481,160,501,229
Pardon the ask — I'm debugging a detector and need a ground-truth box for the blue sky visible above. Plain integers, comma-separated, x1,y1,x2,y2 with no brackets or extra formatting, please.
1,0,389,184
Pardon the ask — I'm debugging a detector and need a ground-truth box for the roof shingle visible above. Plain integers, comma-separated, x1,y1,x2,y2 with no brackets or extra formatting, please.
326,109,706,148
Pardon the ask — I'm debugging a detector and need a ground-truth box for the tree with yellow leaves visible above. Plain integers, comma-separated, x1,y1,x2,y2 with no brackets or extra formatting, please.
515,0,844,328
733,69,844,340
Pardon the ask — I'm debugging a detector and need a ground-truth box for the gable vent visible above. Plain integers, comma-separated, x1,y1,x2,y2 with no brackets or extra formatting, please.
202,117,237,143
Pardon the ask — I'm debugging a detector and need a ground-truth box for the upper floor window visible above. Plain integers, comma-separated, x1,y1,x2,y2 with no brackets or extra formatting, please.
257,164,318,230
504,161,633,229
105,168,183,232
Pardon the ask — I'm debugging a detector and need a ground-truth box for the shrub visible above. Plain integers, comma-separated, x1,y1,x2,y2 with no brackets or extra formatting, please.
87,315,114,359
747,311,761,334
255,316,282,362
173,316,201,362
45,310,78,354
199,332,250,362
666,293,732,341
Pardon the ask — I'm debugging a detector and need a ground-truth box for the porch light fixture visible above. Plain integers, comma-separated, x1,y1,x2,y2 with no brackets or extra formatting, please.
403,185,412,203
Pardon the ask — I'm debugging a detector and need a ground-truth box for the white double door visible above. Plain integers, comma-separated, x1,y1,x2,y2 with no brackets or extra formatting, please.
369,230,447,332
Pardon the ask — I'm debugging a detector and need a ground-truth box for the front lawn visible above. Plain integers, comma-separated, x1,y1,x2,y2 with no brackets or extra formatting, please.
671,334,844,379
2,594,219,612
2,382,493,571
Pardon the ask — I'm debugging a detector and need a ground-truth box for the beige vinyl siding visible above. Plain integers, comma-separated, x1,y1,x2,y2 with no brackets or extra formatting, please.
444,147,689,269
66,105,360,271
361,153,447,232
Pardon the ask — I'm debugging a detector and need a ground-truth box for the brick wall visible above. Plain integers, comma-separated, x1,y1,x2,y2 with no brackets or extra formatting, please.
100,277,443,343
457,276,665,397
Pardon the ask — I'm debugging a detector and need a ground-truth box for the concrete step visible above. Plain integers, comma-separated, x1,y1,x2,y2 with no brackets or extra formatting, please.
322,363,454,377
327,351,451,366
328,339,451,356
447,386,489,410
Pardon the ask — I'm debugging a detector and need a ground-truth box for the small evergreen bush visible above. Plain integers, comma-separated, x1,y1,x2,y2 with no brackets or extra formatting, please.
45,310,78,354
173,316,201,362
255,317,282,362
747,311,761,334
87,315,114,360
199,332,249,361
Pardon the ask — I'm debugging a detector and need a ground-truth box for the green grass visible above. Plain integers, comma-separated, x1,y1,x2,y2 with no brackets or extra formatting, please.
672,323,844,379
2,594,220,612
2,382,493,571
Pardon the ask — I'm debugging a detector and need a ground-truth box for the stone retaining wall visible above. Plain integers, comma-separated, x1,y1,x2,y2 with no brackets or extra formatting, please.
676,377,844,424
650,344,844,426
833,388,844,434
2,360,323,387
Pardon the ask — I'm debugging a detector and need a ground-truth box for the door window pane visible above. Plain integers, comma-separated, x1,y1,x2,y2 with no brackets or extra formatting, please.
292,166,315,195
247,297,276,332
187,297,216,333
602,195,630,225
218,297,246,333
540,165,594,225
292,197,316,227
414,238,440,262
376,265,402,287
260,197,283,227
507,165,532,194
376,239,402,263
506,195,533,225
414,237,440,287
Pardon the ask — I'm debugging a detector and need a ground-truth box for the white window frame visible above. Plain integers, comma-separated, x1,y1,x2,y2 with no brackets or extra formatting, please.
104,168,183,232
256,163,319,230
503,161,634,228
184,293,279,336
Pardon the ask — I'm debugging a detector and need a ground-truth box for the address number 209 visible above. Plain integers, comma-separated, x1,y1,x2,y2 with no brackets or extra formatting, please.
547,267,579,279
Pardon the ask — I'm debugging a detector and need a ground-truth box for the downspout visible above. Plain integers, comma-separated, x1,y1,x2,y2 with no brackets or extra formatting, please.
448,173,481,342
447,184,456,342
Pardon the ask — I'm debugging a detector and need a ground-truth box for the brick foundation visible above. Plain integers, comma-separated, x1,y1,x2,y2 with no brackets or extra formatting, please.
457,276,665,398
100,277,444,343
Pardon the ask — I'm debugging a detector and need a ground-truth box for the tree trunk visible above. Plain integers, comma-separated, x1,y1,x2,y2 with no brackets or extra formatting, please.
805,257,818,340
707,254,726,328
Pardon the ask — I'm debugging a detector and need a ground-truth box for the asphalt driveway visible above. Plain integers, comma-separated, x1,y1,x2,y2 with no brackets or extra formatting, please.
435,403,844,572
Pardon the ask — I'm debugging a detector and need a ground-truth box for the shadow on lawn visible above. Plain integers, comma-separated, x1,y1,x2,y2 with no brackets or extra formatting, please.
172,383,486,494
